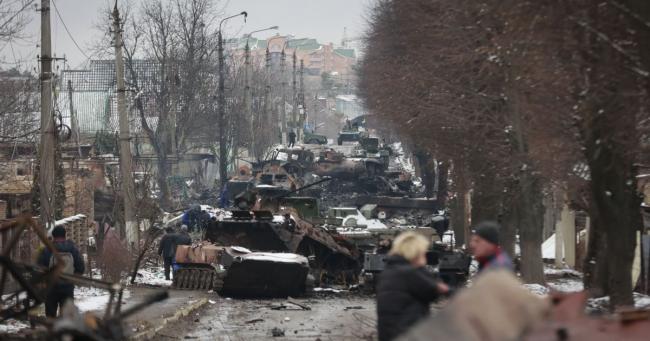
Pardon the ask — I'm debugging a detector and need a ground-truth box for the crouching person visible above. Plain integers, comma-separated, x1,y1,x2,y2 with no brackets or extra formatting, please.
37,226,85,318
377,232,449,341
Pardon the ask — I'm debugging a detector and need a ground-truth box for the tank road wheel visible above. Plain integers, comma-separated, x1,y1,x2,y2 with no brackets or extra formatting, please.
173,269,184,289
212,271,226,293
172,272,179,288
181,270,191,289
192,270,200,289
191,270,201,289
201,270,212,290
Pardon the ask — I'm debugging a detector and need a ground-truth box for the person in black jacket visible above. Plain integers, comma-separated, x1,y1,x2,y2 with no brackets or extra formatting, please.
37,226,85,317
176,225,192,246
158,227,176,280
376,232,449,341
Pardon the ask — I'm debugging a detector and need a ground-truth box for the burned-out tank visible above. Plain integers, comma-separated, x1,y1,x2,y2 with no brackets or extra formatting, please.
314,149,386,179
173,244,310,297
205,210,359,285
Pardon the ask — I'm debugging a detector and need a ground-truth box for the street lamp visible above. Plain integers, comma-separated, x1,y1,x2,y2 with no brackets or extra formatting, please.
217,11,247,187
245,26,279,47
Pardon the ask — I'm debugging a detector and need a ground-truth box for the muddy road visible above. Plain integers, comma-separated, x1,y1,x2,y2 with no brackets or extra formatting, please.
150,292,377,341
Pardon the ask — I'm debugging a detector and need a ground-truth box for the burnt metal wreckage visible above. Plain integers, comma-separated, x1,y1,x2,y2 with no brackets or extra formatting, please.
172,179,361,296
0,214,168,341
170,121,471,297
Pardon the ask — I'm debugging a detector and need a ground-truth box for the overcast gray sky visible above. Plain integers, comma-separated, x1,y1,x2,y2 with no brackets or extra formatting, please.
1,0,372,71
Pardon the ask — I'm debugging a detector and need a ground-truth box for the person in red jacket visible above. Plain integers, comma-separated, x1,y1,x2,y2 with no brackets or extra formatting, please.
470,221,514,273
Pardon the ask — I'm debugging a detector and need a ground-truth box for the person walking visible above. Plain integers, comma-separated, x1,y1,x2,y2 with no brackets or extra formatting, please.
288,130,296,148
176,224,192,246
37,226,85,318
158,227,177,280
376,232,449,341
470,221,514,273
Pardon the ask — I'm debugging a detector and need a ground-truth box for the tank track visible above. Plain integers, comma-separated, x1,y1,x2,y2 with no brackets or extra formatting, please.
172,267,225,291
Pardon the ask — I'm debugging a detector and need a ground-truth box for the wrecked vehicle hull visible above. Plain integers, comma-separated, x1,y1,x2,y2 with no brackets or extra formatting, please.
313,158,385,179
220,252,309,297
173,246,309,297
204,213,360,285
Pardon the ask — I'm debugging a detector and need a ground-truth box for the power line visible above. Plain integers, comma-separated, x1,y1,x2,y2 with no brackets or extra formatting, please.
50,0,91,60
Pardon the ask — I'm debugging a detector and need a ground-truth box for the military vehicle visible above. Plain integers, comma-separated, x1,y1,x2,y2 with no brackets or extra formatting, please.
256,148,316,180
304,130,328,145
337,131,362,145
172,208,358,292
173,244,310,297
361,242,472,292
314,156,386,179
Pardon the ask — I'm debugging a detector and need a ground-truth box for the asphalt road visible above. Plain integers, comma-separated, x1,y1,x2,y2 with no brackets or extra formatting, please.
149,292,377,341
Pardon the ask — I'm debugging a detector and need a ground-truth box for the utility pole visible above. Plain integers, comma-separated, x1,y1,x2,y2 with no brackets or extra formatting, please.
113,2,137,248
67,79,81,157
217,11,247,187
298,59,305,142
243,27,277,159
243,42,250,166
280,48,287,144
263,47,271,146
39,0,55,229
291,51,297,133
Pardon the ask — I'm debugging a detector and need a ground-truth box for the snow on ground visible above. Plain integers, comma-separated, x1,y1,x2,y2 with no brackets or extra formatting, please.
74,286,131,313
133,266,173,287
544,267,582,277
548,278,584,293
313,287,346,293
524,265,650,313
0,319,29,334
587,293,650,313
244,253,309,265
523,283,549,296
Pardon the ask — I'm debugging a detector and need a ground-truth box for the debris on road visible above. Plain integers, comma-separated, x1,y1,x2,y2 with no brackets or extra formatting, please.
271,327,286,337
344,306,364,311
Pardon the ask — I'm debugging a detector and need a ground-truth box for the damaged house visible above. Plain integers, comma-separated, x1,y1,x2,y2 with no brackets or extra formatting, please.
58,60,219,211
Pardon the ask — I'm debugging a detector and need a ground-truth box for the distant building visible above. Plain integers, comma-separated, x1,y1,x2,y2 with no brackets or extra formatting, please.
231,35,357,78
335,94,365,120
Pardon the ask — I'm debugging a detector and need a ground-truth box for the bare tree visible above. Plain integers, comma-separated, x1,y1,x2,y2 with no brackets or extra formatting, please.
361,0,650,307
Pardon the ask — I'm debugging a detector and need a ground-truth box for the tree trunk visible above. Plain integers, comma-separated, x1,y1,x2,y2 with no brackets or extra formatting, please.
471,176,502,223
156,155,172,211
587,144,639,308
450,168,469,246
583,213,609,295
517,173,545,284
500,198,518,262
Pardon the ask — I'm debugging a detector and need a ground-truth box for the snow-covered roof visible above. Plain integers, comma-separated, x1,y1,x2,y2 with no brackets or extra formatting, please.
54,214,87,227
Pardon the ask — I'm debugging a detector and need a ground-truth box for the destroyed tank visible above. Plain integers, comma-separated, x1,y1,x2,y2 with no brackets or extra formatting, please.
209,210,358,284
172,208,358,294
173,245,309,297
314,149,386,179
